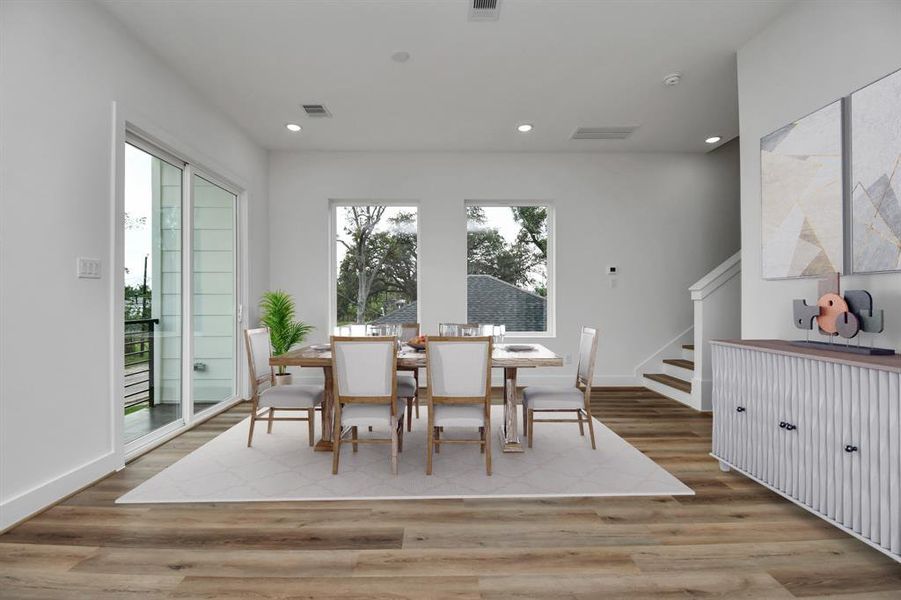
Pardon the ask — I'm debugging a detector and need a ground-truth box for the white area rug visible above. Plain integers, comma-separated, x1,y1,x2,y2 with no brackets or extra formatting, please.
118,406,692,503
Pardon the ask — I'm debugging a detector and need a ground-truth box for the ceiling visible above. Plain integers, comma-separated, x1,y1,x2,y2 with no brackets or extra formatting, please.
99,0,794,153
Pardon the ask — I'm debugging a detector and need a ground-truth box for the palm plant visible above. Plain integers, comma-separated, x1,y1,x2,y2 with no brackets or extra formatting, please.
259,290,314,375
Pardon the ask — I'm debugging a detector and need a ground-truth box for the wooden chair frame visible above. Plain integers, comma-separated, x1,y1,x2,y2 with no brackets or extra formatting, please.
425,336,493,476
526,326,599,450
396,322,421,431
330,336,404,475
244,327,319,448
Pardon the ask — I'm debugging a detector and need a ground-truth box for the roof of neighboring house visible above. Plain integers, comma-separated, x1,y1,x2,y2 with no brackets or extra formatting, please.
372,274,546,332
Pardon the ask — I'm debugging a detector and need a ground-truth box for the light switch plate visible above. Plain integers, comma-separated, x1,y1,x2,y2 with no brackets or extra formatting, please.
77,257,101,279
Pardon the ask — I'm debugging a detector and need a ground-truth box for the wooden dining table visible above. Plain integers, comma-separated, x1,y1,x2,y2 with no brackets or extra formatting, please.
271,342,563,453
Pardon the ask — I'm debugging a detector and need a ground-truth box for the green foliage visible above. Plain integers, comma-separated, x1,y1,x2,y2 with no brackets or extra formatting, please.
467,206,547,292
259,290,314,373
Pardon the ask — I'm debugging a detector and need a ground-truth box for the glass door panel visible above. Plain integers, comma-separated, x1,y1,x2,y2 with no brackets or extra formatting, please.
191,174,237,414
123,142,183,444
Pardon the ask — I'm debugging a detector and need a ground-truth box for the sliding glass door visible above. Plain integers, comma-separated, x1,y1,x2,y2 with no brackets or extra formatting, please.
123,141,185,444
122,135,241,450
191,174,237,415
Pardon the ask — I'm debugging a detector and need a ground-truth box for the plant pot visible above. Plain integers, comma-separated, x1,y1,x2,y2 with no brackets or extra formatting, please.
274,373,293,386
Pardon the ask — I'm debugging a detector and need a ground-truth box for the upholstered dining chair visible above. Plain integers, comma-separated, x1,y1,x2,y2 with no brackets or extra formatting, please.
244,327,324,447
438,322,481,337
331,336,406,474
396,322,421,431
522,326,599,449
425,336,493,476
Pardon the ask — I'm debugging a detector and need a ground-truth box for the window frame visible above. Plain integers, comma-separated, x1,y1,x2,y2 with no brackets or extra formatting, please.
329,200,422,331
464,200,556,338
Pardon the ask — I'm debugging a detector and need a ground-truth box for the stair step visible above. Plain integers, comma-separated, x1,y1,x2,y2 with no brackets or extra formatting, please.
663,358,695,370
643,373,692,393
682,344,695,350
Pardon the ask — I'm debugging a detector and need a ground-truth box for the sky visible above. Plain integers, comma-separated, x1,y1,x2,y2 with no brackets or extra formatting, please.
124,144,155,288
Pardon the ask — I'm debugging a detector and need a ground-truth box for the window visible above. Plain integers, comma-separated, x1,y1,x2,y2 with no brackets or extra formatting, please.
333,205,419,326
466,204,553,335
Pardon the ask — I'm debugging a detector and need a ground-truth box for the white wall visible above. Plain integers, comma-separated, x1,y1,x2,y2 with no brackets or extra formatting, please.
0,1,269,529
738,1,901,348
268,143,740,385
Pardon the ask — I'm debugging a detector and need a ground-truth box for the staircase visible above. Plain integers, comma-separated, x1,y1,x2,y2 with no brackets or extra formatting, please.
636,250,741,411
643,344,695,406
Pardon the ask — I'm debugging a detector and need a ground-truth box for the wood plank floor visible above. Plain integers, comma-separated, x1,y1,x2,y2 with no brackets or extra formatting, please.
2,387,899,599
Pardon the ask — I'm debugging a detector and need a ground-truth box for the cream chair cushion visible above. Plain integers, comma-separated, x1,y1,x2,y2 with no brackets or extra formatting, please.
432,404,485,428
396,373,417,398
341,400,407,428
522,386,585,410
259,384,324,409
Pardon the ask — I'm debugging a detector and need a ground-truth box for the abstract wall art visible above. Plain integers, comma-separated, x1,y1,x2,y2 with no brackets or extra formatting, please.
761,100,844,279
850,67,901,274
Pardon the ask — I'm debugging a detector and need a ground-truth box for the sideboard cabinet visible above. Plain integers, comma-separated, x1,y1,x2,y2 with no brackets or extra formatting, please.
711,339,900,562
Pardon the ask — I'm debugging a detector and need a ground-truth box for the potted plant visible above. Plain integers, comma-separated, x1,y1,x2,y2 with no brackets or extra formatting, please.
259,290,313,385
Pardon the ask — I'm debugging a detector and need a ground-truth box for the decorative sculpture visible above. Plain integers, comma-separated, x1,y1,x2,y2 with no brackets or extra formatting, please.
792,273,893,356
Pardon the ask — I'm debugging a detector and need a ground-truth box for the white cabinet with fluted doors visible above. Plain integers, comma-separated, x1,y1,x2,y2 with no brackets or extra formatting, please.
711,340,900,563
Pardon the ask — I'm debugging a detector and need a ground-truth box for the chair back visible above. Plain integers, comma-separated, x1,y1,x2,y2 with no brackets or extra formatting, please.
331,336,398,412
368,323,398,337
575,326,599,391
398,322,420,343
438,322,481,337
244,327,274,396
426,336,492,405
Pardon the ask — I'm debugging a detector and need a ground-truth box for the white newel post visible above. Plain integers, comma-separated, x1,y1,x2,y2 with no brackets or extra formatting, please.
689,252,741,411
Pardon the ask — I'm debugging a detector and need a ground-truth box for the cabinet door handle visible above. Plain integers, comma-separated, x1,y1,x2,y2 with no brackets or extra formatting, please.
844,445,858,453
786,423,797,431
736,406,746,413
779,421,786,429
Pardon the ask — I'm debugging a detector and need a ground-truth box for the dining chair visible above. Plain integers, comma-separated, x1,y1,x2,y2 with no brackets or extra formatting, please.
438,322,481,337
331,336,405,474
522,326,599,449
244,327,324,447
396,322,422,430
425,336,493,476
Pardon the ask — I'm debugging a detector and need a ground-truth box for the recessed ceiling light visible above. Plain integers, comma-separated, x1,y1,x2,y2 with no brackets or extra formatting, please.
516,123,533,133
285,123,302,132
391,51,411,63
705,136,722,144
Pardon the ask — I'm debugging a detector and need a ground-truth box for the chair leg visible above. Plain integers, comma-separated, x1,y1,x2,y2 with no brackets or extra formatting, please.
522,403,528,437
585,408,597,450
398,419,404,453
390,417,399,475
485,412,492,476
434,426,440,453
414,371,420,419
331,405,343,475
577,409,585,436
308,408,315,446
406,399,413,432
527,409,534,448
247,411,257,447
479,427,485,453
426,411,434,475
267,408,275,433
352,426,358,453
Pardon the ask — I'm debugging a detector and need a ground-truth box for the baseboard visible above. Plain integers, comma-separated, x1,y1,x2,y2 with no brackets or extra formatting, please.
0,450,120,532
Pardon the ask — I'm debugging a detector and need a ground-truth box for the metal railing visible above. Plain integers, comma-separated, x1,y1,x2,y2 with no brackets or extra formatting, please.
124,318,158,409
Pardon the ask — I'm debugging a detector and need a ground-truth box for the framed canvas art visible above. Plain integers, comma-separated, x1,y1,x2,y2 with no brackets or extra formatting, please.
760,100,843,279
850,67,901,274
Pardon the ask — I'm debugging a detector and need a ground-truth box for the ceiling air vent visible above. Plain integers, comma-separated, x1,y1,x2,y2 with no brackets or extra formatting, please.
468,0,500,21
571,126,638,140
302,104,332,118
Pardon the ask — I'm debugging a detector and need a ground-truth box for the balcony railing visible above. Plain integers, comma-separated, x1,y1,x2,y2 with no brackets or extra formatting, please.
124,318,158,409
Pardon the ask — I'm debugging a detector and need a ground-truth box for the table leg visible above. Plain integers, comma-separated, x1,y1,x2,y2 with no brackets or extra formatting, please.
498,366,524,453
314,366,335,452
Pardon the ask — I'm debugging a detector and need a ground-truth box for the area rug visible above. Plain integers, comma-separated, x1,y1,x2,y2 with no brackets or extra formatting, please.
117,406,692,503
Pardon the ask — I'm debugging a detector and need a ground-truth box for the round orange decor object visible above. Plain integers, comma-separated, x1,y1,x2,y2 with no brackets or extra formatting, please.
816,293,849,334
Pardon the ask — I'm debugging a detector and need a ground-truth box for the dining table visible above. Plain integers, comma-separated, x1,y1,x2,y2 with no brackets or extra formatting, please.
270,342,564,453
